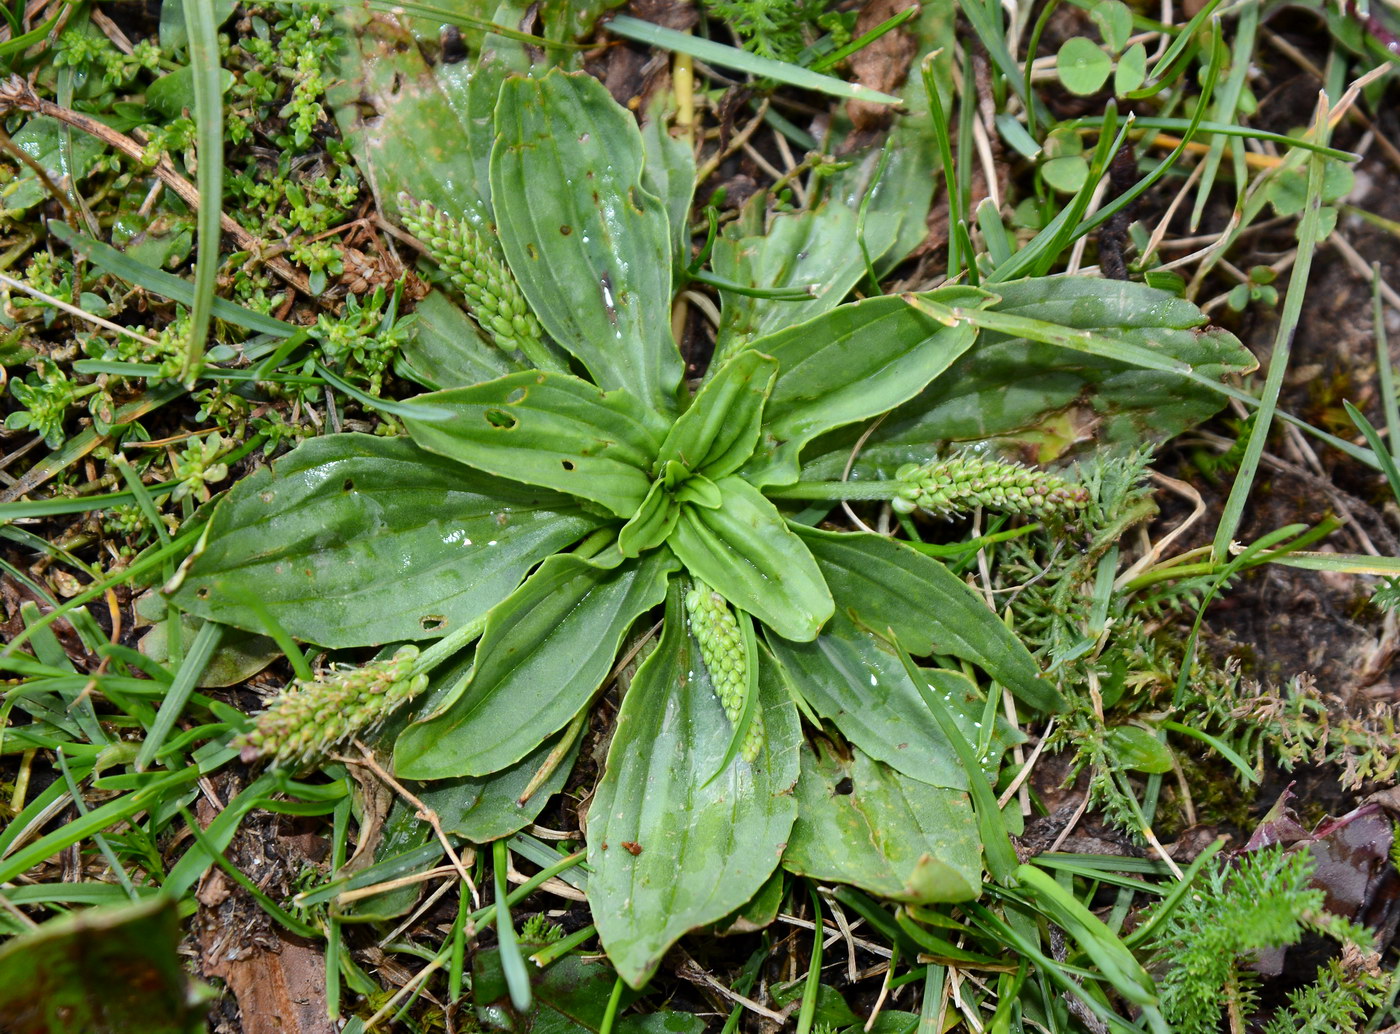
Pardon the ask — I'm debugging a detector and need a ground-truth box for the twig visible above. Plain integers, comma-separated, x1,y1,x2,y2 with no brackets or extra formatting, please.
341,742,480,908
0,271,161,348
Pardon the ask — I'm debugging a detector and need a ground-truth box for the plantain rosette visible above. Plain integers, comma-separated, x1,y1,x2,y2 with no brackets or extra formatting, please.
177,68,1253,985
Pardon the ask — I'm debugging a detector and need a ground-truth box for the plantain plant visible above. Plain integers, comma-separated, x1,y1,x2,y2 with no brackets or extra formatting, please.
173,66,1252,985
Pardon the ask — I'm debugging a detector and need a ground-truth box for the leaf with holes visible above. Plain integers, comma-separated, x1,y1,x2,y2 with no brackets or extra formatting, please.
799,277,1254,478
784,741,981,903
492,69,683,413
587,586,799,988
402,371,668,517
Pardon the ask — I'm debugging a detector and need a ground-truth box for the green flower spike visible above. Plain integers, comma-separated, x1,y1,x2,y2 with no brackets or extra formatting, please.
235,646,428,767
685,582,764,762
892,455,1089,519
396,193,547,363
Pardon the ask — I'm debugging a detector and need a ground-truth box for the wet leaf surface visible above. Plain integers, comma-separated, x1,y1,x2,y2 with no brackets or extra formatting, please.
587,587,799,987
175,434,602,647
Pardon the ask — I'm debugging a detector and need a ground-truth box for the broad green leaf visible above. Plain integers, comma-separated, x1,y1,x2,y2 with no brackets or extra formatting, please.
1115,42,1148,95
656,350,777,479
784,741,980,903
617,479,679,558
711,201,897,359
640,94,697,280
474,949,705,1034
0,896,207,1034
335,797,438,922
175,435,600,647
416,723,582,841
668,477,832,642
1092,0,1134,49
146,65,235,121
1042,156,1090,195
746,291,984,485
587,588,799,988
767,613,984,789
139,615,276,688
800,277,1254,477
6,117,107,214
401,289,517,390
462,25,535,218
799,527,1060,712
402,371,666,517
328,9,489,229
394,548,676,779
492,69,683,412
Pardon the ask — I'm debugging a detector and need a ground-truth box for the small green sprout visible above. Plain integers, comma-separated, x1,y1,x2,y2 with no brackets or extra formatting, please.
170,432,231,502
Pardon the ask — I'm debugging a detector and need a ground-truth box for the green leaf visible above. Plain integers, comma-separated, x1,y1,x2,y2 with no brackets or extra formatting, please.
798,527,1060,712
145,65,235,121
0,896,207,1034
394,548,676,779
605,15,902,105
401,371,666,517
334,797,438,922
1091,0,1134,50
746,291,983,485
1041,155,1090,194
784,741,980,903
711,202,896,358
417,722,583,842
617,480,679,558
328,9,491,230
640,94,698,281
401,290,517,389
656,350,777,479
668,478,832,642
1115,42,1148,95
800,277,1253,477
491,69,683,412
587,588,799,988
767,613,994,790
473,950,706,1034
138,613,276,688
5,118,107,215
174,435,600,648
49,223,294,339
1057,37,1112,95
1106,725,1174,773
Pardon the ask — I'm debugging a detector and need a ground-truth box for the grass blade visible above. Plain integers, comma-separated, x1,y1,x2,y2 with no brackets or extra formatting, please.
1211,100,1330,562
493,838,532,1012
134,619,223,771
794,884,823,1034
179,0,226,385
892,640,1018,885
606,16,901,105
50,222,295,338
